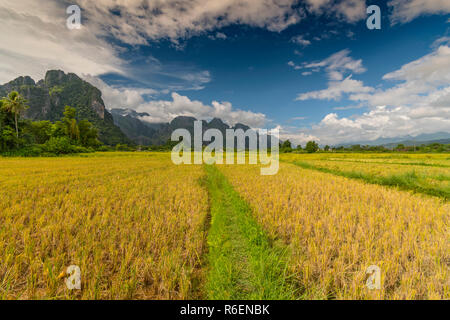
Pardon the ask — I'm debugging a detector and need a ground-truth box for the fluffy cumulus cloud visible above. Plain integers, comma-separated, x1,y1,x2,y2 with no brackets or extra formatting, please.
307,106,450,145
1,0,446,85
295,49,371,101
75,0,304,45
389,0,450,24
297,76,374,101
305,0,450,25
0,0,123,83
136,93,267,128
82,75,159,109
82,75,266,127
296,45,450,144
0,0,271,124
83,75,267,128
83,75,267,127
278,127,319,146
305,0,366,22
355,45,450,108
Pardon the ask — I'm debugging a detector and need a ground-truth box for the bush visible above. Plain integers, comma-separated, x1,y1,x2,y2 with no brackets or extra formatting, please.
97,145,114,152
305,141,319,153
19,145,44,157
1,145,43,157
42,137,77,155
115,144,136,151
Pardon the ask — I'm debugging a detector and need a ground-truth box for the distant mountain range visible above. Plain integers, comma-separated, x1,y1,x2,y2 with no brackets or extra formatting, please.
0,70,256,146
2,70,447,148
338,132,450,148
110,108,253,146
0,70,129,145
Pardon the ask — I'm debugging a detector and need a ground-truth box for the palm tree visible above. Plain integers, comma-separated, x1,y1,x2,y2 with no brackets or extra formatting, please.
2,91,29,140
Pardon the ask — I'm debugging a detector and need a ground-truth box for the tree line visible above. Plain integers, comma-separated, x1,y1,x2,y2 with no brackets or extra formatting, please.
280,139,449,153
0,91,102,156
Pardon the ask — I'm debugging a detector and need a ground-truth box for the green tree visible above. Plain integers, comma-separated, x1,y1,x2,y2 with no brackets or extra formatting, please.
280,140,293,153
351,144,362,151
25,121,53,144
0,99,17,151
324,145,330,151
2,91,29,141
62,106,80,141
78,120,100,147
305,141,319,153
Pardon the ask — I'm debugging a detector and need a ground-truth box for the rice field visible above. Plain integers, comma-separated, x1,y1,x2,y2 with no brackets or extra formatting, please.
0,153,209,299
0,152,448,300
218,162,449,299
281,153,450,199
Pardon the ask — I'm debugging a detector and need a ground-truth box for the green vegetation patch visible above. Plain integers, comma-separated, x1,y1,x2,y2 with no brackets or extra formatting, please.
204,165,298,300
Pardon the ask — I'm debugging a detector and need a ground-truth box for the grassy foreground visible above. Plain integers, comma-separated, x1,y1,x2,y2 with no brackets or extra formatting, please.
204,165,297,300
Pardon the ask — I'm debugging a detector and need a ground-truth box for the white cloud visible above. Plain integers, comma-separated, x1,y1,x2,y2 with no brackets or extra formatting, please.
288,61,302,70
79,76,268,128
0,1,123,83
333,103,365,110
136,93,267,128
389,0,450,24
305,0,332,12
307,105,450,145
82,75,159,110
276,125,319,146
294,45,450,144
382,45,450,85
208,32,228,40
300,49,366,80
356,45,450,108
291,117,307,120
215,32,227,40
294,50,371,101
332,0,367,22
297,76,374,101
291,35,311,47
80,76,268,126
75,0,304,45
305,0,366,22
432,36,450,48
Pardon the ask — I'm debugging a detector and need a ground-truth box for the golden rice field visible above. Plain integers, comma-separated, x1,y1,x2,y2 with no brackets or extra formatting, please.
281,153,450,177
0,153,209,299
0,152,449,300
281,152,450,163
281,153,450,199
218,162,449,299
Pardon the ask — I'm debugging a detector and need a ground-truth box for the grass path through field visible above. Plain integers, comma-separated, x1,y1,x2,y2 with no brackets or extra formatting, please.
203,165,298,300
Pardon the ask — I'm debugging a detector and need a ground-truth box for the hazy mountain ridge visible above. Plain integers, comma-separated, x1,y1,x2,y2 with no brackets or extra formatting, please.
110,108,253,146
338,132,450,148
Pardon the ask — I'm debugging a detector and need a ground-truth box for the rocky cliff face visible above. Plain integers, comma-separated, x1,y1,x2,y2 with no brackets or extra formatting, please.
0,70,129,145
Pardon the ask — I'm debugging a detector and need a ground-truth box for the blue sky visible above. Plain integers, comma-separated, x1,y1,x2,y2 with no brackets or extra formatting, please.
1,0,449,145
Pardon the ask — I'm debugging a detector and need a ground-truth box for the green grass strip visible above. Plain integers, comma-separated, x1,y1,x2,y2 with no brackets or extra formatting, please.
289,160,449,200
323,158,450,168
204,165,298,300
